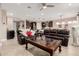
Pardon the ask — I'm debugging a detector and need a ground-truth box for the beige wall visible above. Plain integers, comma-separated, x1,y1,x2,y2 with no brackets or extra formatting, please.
7,17,14,30
0,9,7,42
53,17,77,30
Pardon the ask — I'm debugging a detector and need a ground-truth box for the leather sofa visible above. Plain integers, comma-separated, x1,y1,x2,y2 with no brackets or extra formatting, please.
44,29,70,46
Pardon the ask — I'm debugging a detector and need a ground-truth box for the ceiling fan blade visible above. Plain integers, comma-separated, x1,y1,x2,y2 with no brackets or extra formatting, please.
41,3,46,6
47,5,54,7
40,3,47,11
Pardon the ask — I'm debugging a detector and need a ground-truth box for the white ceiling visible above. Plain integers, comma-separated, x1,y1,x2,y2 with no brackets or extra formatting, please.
1,3,79,21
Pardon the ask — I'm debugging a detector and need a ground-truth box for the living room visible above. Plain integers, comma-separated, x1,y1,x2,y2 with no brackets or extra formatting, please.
0,2,79,56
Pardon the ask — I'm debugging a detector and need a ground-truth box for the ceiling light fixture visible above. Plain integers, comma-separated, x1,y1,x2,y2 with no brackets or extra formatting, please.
41,13,44,15
43,6,47,9
68,3,72,6
58,13,62,16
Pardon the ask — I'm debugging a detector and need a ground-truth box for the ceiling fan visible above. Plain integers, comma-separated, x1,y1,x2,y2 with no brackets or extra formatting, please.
40,3,55,11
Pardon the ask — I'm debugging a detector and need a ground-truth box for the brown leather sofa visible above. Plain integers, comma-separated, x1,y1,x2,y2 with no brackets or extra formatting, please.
44,29,70,46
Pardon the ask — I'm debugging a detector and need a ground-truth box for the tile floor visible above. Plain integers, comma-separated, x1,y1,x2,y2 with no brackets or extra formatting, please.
0,39,33,56
0,37,79,56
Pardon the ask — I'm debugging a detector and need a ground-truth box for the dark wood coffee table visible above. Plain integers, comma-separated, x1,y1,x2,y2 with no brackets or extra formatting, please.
25,38,62,56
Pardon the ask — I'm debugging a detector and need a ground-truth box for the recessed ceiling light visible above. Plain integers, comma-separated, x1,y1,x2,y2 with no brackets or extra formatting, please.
57,13,63,17
41,13,44,15
68,3,72,6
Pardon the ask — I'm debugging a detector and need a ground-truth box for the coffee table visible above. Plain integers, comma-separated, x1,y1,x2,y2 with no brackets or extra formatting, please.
25,38,62,56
